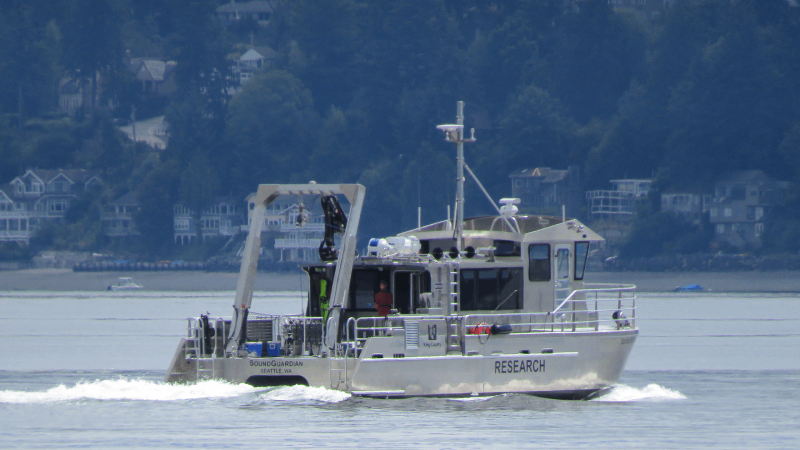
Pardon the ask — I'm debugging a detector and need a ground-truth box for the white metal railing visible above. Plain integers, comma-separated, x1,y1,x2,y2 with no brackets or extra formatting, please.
280,222,324,232
274,238,320,248
338,284,636,356
185,312,327,362
185,316,225,379
187,283,635,366
467,283,636,334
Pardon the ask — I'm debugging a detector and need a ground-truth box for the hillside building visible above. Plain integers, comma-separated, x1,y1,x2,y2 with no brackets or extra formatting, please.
509,166,582,217
709,171,792,249
0,169,102,243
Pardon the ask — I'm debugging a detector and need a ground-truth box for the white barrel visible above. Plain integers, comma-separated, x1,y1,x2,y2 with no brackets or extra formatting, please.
385,236,421,256
367,238,391,257
368,236,421,257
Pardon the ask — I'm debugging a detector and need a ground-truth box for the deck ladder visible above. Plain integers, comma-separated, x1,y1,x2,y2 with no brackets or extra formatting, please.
185,319,216,381
329,357,347,390
448,264,459,314
446,317,462,354
196,357,215,380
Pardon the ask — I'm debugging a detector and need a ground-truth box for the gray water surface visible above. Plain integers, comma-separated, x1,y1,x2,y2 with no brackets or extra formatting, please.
1,290,799,449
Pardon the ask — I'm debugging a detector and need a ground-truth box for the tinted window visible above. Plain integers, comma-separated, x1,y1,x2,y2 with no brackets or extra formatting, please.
349,271,377,310
461,270,477,310
528,244,550,282
494,240,521,257
460,268,523,311
556,248,570,281
575,242,589,280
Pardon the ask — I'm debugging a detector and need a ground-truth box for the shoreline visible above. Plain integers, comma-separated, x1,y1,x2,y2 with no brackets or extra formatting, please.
0,269,306,292
1,268,800,293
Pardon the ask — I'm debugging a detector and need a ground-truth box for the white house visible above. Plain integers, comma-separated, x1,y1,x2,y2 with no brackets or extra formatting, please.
174,197,245,245
0,169,102,243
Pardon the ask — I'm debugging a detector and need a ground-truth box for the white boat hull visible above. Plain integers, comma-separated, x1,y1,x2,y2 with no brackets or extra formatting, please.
167,329,637,399
109,285,142,291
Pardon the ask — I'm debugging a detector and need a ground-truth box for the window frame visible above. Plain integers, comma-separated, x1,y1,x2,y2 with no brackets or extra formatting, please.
527,243,551,282
574,242,590,281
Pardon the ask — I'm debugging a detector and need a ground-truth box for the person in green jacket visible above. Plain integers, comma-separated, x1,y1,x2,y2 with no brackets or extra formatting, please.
319,278,329,323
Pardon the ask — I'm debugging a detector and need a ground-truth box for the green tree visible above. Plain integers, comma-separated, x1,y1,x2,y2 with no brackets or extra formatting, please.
661,7,791,189
619,210,712,258
226,70,320,192
134,160,180,255
0,2,63,120
279,0,363,109
179,154,220,242
541,0,647,123
475,85,584,199
62,0,123,116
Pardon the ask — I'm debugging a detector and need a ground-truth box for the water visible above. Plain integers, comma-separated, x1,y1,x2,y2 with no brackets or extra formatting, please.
1,290,799,449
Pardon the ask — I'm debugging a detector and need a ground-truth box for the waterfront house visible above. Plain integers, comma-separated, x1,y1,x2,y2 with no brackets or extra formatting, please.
174,197,245,245
586,178,651,221
509,166,582,217
709,171,793,249
102,192,140,237
216,1,274,26
0,169,102,243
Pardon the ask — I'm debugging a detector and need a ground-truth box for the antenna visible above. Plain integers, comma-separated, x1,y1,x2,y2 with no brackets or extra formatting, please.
436,101,476,252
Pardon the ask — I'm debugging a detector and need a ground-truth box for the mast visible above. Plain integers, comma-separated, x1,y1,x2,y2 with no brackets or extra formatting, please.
437,101,475,251
455,102,465,252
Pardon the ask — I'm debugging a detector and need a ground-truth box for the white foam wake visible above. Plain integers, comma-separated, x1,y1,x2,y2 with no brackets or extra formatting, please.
593,383,687,402
257,385,351,404
0,378,257,404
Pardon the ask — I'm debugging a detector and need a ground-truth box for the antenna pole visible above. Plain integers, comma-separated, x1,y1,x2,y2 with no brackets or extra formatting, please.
455,101,465,252
437,101,475,252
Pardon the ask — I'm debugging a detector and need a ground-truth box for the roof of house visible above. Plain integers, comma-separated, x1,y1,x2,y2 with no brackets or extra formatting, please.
110,191,139,206
610,179,651,184
210,196,241,205
0,185,13,201
2,169,101,201
20,169,101,185
510,167,570,183
129,59,177,82
216,1,274,14
59,78,82,95
240,46,277,61
715,170,774,185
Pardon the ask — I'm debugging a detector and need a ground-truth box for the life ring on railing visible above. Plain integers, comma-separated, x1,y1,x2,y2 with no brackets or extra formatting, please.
468,322,492,335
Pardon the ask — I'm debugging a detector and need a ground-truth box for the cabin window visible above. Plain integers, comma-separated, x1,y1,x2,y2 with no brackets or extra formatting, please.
575,242,590,280
494,240,520,257
420,240,429,255
527,244,550,282
460,268,522,311
349,270,382,310
556,248,570,281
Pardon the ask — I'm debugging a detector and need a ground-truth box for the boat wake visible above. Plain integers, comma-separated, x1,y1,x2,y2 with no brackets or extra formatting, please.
0,378,257,404
592,383,686,402
254,385,352,404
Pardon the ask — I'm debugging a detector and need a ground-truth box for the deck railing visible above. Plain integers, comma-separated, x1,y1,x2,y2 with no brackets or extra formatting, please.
186,283,635,361
185,312,324,360
339,283,636,356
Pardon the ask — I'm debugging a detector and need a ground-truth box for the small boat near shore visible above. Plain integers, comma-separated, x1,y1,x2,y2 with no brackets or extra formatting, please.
165,102,638,399
674,284,705,292
107,277,142,291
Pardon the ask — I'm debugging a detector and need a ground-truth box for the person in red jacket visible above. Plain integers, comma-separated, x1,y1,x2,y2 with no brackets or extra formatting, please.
373,281,393,317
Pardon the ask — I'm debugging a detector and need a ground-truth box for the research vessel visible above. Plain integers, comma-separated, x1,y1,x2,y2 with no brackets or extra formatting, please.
165,102,638,399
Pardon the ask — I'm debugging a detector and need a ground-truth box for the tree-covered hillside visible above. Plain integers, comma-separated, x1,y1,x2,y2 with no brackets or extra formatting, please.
1,0,799,258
